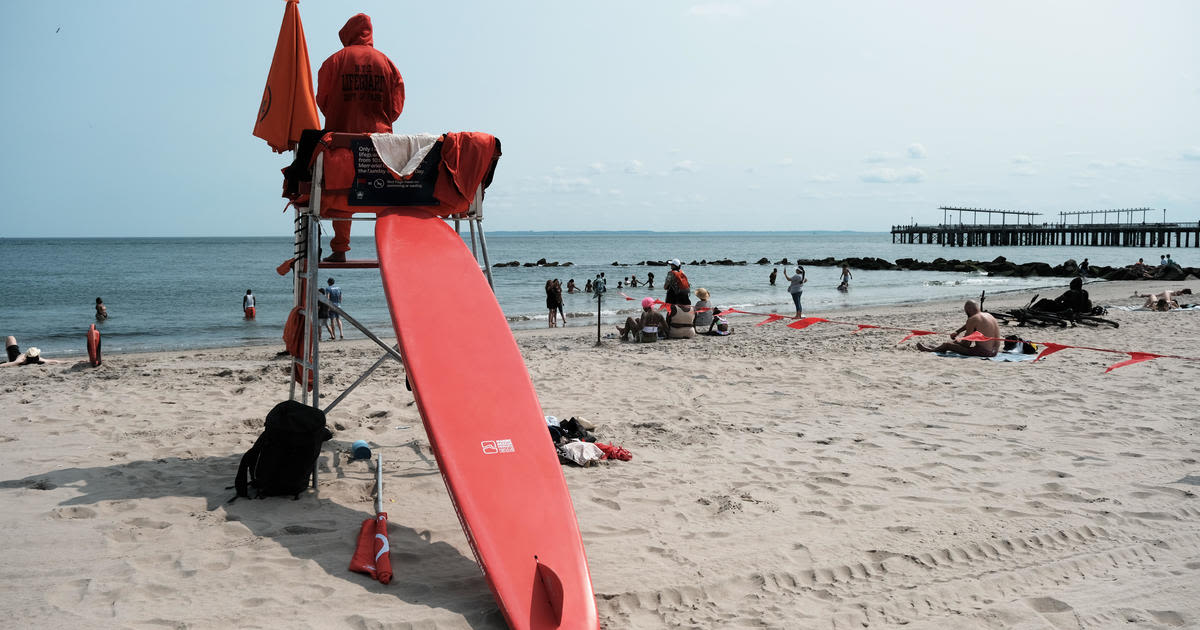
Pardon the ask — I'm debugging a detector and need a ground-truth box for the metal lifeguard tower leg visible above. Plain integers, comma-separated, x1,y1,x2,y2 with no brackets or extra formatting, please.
288,155,496,488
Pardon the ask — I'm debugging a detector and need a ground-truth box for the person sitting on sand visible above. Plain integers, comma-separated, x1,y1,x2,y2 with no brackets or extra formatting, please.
616,297,666,342
917,300,1000,357
1032,277,1091,315
666,302,697,339
95,297,108,321
2,337,65,367
692,287,724,333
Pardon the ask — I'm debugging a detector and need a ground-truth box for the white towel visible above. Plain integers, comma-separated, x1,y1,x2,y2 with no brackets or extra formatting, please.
369,133,441,178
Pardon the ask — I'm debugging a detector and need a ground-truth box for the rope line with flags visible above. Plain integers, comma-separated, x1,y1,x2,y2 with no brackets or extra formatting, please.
616,293,1199,373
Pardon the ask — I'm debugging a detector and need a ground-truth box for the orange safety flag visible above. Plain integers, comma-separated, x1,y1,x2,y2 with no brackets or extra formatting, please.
349,513,392,584
252,0,321,153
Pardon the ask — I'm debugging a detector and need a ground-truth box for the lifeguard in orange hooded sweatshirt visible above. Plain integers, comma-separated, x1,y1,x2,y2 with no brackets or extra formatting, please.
317,13,405,262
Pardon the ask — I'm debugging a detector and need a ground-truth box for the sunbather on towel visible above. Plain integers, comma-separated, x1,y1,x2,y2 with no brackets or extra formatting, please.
917,300,1000,357
1143,291,1182,311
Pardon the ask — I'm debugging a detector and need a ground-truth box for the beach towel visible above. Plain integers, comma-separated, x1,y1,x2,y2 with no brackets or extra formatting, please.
934,351,1037,362
370,133,440,178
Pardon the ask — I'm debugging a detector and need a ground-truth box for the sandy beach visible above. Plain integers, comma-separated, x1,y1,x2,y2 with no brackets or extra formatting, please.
2,279,1198,629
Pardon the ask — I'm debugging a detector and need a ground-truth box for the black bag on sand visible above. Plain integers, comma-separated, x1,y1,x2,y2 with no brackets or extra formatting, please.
232,401,333,501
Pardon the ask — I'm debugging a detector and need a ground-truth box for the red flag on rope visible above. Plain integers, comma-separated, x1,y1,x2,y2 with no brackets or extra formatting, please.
787,317,828,330
960,331,990,342
756,314,786,327
898,330,937,344
1104,352,1163,373
1033,342,1070,362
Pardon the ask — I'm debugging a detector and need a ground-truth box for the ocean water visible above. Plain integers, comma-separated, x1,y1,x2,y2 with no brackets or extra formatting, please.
0,232,1180,358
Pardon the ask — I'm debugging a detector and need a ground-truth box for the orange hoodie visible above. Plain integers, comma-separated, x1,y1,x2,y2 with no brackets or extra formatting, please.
316,13,405,133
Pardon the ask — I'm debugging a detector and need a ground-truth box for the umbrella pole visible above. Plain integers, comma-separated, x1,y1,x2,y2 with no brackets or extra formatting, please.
375,453,383,515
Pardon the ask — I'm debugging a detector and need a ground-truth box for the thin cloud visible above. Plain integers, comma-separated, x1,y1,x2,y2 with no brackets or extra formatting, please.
589,162,607,173
807,173,838,183
624,160,645,174
860,167,925,183
864,151,894,163
1184,147,1200,161
1011,166,1037,177
672,160,699,173
1011,155,1033,164
1115,157,1147,168
907,143,927,159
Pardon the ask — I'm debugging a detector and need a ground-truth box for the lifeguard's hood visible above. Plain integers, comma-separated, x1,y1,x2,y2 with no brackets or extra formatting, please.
338,13,373,47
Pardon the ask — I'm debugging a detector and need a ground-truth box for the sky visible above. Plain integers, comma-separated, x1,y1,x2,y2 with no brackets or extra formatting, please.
1,0,1197,236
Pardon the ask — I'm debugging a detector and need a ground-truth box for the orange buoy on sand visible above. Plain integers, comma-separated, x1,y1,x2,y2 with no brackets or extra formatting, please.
86,324,101,367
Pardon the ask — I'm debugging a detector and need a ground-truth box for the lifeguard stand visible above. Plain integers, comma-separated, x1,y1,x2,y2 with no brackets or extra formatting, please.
286,133,496,413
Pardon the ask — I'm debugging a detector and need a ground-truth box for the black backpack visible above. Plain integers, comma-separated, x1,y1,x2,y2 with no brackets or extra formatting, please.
233,401,333,501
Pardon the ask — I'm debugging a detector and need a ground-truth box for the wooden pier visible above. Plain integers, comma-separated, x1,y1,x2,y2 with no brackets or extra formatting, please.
891,207,1200,248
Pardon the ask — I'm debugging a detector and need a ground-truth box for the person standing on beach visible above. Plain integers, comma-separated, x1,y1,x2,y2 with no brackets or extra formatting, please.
317,13,406,263
243,290,256,319
95,297,108,321
554,279,566,325
545,279,559,328
664,259,690,305
782,266,807,317
769,268,778,286
317,288,335,340
326,278,344,339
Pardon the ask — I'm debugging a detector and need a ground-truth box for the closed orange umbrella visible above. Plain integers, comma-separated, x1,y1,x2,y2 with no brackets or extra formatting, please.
253,0,321,153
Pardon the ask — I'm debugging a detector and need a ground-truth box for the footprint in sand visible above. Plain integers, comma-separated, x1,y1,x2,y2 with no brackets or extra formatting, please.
51,506,96,520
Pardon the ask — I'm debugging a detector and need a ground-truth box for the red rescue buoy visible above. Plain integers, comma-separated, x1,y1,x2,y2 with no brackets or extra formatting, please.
87,324,102,367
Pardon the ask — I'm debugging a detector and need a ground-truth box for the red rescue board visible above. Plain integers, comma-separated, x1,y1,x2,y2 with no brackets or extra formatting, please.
375,208,598,630
87,324,101,367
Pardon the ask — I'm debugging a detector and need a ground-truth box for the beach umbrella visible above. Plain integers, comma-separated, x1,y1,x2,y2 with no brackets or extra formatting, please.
252,0,321,153
349,453,392,584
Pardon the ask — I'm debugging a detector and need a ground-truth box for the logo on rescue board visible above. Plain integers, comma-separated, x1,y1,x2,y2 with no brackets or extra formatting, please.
481,439,515,455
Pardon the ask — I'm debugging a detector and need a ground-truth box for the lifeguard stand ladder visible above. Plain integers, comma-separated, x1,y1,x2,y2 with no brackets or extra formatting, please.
287,148,494,424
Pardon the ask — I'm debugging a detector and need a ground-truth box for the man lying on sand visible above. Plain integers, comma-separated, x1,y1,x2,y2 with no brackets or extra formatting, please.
917,300,1000,357
1142,291,1183,311
2,336,65,367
